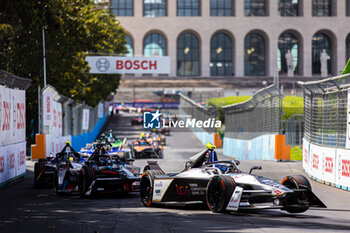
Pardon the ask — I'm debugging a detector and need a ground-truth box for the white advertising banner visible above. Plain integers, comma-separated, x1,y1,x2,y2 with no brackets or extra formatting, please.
309,143,323,179
42,91,53,126
42,90,62,138
0,141,26,186
86,56,171,74
0,85,26,147
82,109,90,130
336,149,350,188
322,147,337,184
98,102,104,118
303,138,310,172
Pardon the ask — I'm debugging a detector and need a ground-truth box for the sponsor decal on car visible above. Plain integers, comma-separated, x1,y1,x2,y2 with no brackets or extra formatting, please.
175,184,191,197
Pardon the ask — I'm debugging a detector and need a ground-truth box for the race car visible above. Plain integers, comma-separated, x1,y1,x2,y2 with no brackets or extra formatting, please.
140,146,326,214
132,138,163,159
34,142,85,188
77,144,140,197
103,130,124,148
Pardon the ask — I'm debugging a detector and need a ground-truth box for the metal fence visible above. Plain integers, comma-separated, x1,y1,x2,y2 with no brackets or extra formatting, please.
298,73,350,148
178,93,217,133
284,114,303,147
223,85,283,140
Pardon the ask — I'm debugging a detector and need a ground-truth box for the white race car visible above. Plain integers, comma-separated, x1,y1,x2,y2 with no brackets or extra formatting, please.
140,149,326,213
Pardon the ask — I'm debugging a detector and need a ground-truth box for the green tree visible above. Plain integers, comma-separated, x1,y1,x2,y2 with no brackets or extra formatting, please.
0,0,127,142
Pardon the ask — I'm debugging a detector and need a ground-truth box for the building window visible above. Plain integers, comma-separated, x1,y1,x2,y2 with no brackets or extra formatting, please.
177,0,200,16
125,35,133,57
110,0,133,16
312,0,332,16
244,32,266,76
312,33,332,75
347,0,350,16
210,0,233,16
278,0,299,16
144,33,166,56
210,33,233,76
144,0,167,17
346,34,350,60
278,33,299,75
244,0,267,16
177,33,200,76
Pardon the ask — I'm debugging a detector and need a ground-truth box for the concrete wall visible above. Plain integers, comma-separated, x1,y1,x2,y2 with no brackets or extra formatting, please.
116,0,349,77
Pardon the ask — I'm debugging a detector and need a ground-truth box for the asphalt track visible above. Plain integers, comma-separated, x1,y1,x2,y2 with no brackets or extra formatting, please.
1,115,350,233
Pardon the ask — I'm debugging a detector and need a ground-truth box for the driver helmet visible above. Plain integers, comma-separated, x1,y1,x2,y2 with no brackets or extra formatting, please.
140,133,146,138
206,143,216,150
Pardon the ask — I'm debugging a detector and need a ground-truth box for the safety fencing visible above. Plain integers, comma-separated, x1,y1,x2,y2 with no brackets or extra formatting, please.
0,70,31,186
299,73,350,191
178,93,217,145
222,85,283,160
31,85,108,158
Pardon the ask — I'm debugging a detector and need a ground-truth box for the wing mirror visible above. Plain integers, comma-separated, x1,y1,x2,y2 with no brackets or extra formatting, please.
249,166,262,174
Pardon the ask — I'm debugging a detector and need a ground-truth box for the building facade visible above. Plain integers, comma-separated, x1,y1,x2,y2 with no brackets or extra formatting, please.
109,0,350,79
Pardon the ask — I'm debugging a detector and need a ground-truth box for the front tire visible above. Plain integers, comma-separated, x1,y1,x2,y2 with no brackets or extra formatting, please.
140,171,154,207
206,175,236,213
34,162,45,188
282,175,311,213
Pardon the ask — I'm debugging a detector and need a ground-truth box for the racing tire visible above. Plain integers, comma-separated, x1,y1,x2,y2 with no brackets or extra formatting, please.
53,169,60,195
206,175,236,213
34,162,45,188
78,166,95,198
281,175,311,213
140,170,165,207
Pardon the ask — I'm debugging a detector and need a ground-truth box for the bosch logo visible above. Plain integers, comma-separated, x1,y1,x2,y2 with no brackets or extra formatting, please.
312,154,319,169
324,157,333,173
342,159,350,177
96,58,110,72
17,103,25,130
20,151,25,165
304,149,308,163
0,156,4,173
53,109,57,127
9,153,15,169
2,100,10,131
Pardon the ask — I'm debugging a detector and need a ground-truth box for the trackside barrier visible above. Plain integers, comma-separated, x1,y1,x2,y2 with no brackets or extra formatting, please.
178,93,216,145
299,73,350,191
222,85,283,160
31,85,108,159
0,70,31,187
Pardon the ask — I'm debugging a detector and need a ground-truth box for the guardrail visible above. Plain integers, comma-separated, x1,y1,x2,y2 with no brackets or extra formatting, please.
0,70,31,187
299,73,350,191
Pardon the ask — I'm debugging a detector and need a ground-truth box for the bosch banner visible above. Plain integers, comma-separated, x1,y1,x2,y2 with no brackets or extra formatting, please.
0,85,26,147
86,56,171,74
42,90,63,138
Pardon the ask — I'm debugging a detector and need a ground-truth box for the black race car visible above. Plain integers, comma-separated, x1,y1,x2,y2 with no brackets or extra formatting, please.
78,144,140,197
140,149,326,214
34,142,85,188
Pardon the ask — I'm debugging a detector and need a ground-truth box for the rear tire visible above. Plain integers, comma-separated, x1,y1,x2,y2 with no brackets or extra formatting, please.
78,166,95,198
34,162,45,188
281,175,311,213
206,175,236,213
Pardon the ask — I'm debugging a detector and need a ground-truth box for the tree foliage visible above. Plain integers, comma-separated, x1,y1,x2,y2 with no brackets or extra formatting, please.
0,0,126,138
